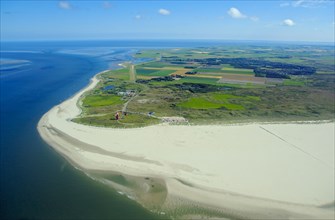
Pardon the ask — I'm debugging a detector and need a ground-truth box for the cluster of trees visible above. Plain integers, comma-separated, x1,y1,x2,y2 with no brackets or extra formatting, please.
184,66,196,69
253,68,290,79
166,57,316,79
194,58,314,73
203,58,314,76
136,75,184,84
185,71,197,75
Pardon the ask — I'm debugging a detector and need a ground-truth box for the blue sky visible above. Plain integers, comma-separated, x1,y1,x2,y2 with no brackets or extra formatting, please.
1,0,334,42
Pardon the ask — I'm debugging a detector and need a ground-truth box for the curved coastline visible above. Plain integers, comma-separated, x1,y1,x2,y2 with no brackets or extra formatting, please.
38,70,335,219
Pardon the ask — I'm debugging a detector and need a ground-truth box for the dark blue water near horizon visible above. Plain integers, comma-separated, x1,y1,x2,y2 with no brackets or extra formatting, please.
0,41,172,220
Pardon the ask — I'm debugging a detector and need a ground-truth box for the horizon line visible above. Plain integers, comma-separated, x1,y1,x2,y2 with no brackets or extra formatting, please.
1,38,334,45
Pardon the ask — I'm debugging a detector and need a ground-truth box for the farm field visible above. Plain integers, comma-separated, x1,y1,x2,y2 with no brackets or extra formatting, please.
74,44,335,127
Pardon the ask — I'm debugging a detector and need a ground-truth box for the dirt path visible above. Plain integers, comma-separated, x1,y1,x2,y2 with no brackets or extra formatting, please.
122,94,137,113
129,64,136,82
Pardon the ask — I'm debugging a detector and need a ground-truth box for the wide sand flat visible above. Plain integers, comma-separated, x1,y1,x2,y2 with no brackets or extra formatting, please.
38,75,335,219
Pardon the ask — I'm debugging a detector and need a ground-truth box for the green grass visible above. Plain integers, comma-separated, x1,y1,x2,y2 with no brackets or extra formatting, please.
221,67,254,75
136,69,175,76
221,64,233,68
196,68,222,73
137,61,168,68
82,95,124,107
179,77,219,85
178,96,246,110
283,79,305,86
136,69,157,75
246,95,261,101
103,68,130,80
177,97,223,109
195,67,254,75
221,103,245,110
211,93,261,101
177,92,261,111
112,69,129,74
211,94,240,100
153,70,176,76
217,82,266,89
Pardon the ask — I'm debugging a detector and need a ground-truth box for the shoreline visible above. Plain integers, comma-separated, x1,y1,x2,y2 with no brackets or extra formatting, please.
38,69,335,219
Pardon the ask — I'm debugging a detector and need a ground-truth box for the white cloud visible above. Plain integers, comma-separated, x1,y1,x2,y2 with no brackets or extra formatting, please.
135,15,142,20
227,7,258,21
227,7,246,19
293,0,306,7
283,19,295,26
281,0,332,8
103,1,112,9
59,1,71,10
292,0,321,7
158,8,170,15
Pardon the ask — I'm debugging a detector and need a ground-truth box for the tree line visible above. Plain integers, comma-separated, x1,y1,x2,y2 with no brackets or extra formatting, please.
164,57,316,79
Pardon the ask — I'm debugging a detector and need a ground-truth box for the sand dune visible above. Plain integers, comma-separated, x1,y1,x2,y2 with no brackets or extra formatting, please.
38,74,335,219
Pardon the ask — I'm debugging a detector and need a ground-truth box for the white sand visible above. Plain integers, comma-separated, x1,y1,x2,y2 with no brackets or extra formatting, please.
38,74,335,219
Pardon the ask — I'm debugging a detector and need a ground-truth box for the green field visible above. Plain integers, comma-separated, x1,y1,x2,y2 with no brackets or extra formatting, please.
82,95,123,107
221,67,254,75
137,61,169,68
211,94,261,102
196,68,222,73
178,97,223,109
74,45,335,127
136,68,175,76
101,68,130,80
179,77,219,84
283,79,305,86
177,96,246,110
177,93,260,111
194,67,254,75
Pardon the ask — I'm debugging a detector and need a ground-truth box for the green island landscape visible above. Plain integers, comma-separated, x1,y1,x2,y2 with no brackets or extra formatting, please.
2,1,335,219
73,44,335,128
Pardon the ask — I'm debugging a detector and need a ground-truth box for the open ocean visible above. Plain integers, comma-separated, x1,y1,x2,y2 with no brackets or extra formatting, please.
0,40,228,220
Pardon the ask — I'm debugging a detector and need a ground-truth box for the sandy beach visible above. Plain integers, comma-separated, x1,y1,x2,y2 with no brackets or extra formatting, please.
38,73,335,219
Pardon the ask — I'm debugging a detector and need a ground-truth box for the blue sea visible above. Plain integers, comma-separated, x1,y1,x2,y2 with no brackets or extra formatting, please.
1,40,234,220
